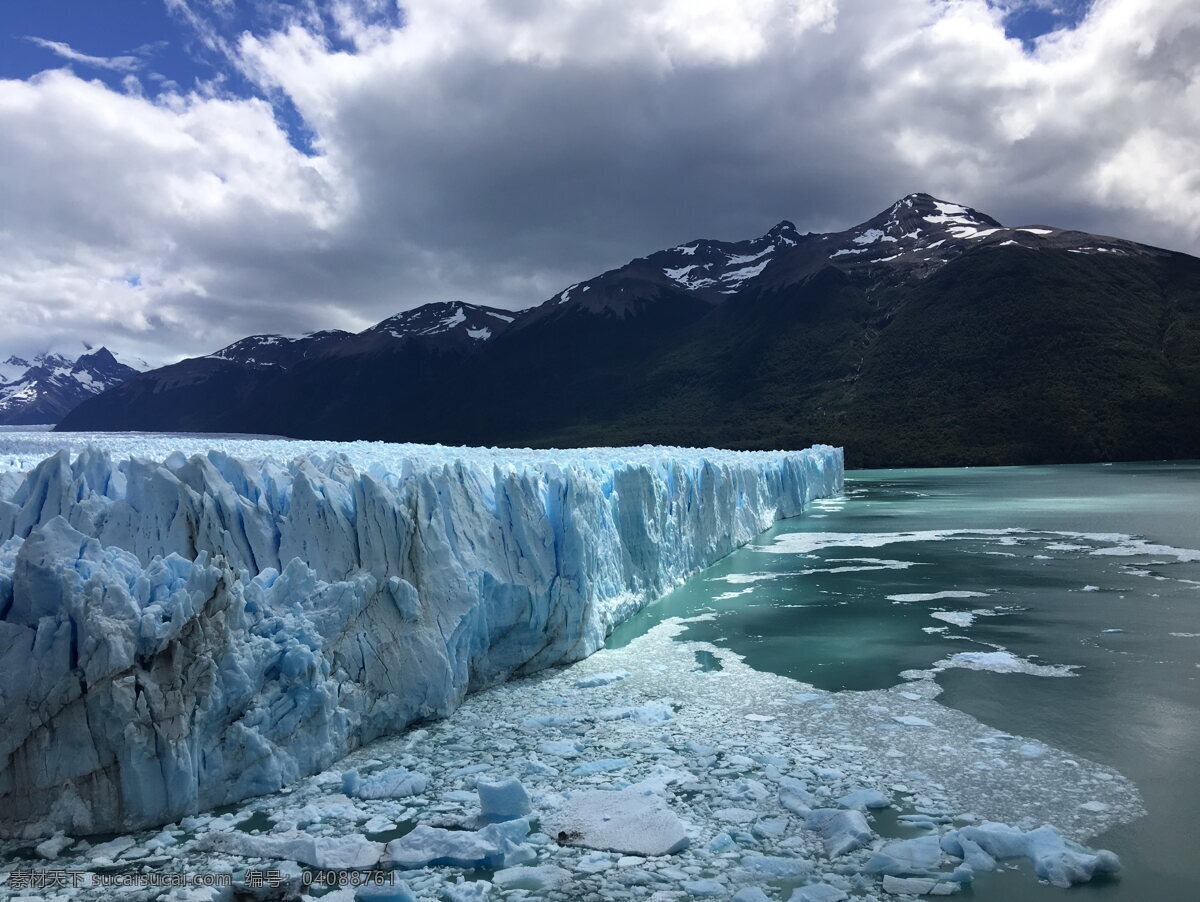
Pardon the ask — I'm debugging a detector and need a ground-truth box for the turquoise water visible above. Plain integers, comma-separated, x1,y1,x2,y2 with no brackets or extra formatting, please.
608,462,1200,900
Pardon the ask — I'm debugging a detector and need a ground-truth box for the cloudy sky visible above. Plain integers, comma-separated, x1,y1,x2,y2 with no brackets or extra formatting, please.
1,0,1197,363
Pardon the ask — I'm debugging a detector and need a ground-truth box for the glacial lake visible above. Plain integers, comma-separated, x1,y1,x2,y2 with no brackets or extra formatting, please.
609,462,1200,901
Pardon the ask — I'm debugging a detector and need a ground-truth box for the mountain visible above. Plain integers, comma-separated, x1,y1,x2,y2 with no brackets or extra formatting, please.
59,195,1200,467
0,347,142,426
57,302,521,435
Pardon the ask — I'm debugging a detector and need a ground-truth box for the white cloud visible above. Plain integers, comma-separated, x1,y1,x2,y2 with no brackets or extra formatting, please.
1,0,1198,361
25,37,144,73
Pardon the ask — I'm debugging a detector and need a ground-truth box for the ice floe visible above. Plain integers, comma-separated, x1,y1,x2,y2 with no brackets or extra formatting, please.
888,591,990,603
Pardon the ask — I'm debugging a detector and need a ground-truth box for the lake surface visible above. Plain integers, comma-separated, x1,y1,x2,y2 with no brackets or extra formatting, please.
609,462,1200,900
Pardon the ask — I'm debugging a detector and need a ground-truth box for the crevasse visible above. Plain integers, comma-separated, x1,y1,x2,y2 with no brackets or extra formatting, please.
0,440,842,837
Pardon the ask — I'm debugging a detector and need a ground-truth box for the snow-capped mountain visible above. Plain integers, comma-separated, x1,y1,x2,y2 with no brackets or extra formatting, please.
205,302,518,369
364,301,517,344
208,329,353,369
812,192,1148,273
540,220,804,317
0,347,142,425
60,194,1198,468
539,193,1155,320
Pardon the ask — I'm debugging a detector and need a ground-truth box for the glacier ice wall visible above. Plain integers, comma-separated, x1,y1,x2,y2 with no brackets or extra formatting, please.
0,438,842,837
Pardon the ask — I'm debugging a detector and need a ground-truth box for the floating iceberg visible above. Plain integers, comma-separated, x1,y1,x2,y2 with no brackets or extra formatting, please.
544,785,691,856
0,437,841,836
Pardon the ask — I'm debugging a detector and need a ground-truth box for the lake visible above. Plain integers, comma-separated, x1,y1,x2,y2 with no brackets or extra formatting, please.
609,461,1200,900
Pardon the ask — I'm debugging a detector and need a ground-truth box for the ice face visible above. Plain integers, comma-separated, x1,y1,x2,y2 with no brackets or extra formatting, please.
0,435,842,836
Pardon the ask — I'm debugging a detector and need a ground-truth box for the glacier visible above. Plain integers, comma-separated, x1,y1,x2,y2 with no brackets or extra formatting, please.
0,433,842,837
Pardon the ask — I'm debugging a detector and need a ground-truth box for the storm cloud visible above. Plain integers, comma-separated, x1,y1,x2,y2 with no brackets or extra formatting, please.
1,0,1197,361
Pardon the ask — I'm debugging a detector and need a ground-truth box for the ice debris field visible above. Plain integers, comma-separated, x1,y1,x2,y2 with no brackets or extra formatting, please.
0,433,1142,900
0,615,1137,902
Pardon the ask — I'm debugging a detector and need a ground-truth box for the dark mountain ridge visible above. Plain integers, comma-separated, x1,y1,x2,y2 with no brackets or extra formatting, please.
59,195,1200,467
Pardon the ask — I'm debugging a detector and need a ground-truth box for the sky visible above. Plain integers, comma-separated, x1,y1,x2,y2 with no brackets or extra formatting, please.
0,0,1197,364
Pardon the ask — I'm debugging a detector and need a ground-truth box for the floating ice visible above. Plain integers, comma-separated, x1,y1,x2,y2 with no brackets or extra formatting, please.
805,808,874,856
881,874,961,895
930,611,975,627
544,786,691,856
574,671,630,688
343,768,429,800
199,830,384,869
889,591,990,603
477,778,531,821
892,715,936,727
941,822,1121,887
384,818,534,870
930,651,1079,677
491,863,571,890
791,883,849,902
0,611,1140,901
865,834,943,875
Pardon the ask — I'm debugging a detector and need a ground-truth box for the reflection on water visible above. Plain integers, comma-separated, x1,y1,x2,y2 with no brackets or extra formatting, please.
609,461,1200,901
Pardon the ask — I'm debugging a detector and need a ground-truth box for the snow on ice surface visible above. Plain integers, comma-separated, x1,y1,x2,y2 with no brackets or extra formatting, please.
0,616,1139,900
0,431,841,837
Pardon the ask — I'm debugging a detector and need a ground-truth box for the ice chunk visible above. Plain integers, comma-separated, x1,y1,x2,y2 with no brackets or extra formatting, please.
714,807,759,824
343,768,429,800
442,880,492,902
733,890,772,902
491,864,570,891
790,883,849,902
893,715,936,728
735,856,812,879
683,878,727,896
571,757,634,776
537,739,582,758
573,670,630,688
865,834,944,875
888,591,990,603
725,778,771,803
930,611,974,627
355,882,418,902
545,786,690,856
881,875,961,895
35,831,73,860
940,821,1121,887
837,788,890,810
1025,825,1121,887
477,778,532,821
804,808,873,856
384,818,534,870
931,650,1078,677
200,831,384,869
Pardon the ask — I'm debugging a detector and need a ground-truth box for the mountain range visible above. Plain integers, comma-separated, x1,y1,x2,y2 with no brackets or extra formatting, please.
57,194,1200,467
0,348,143,426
